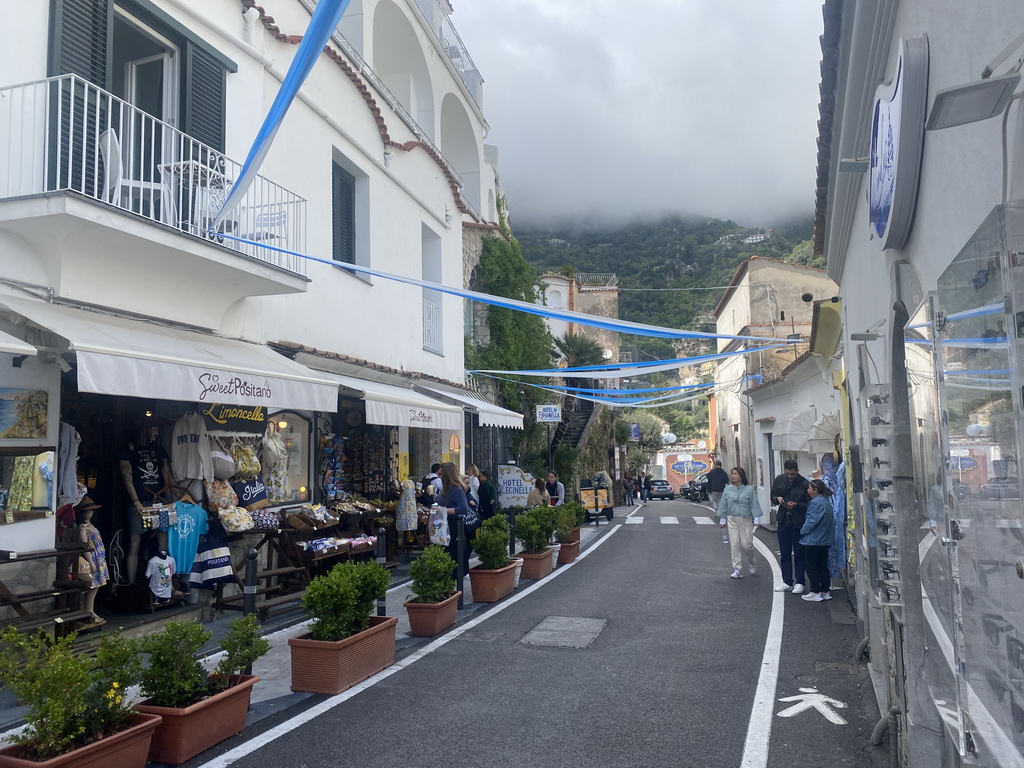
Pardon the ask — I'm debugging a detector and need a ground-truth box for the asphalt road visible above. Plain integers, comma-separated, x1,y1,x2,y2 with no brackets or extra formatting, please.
192,498,887,768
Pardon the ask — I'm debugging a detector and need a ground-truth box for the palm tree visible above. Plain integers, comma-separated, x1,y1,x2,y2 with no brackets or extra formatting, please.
549,332,606,454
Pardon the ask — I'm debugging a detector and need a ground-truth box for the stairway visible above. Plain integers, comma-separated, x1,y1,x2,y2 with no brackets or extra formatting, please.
550,396,596,455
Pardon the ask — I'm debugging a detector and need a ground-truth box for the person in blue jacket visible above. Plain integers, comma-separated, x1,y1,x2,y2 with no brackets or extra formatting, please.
799,479,835,602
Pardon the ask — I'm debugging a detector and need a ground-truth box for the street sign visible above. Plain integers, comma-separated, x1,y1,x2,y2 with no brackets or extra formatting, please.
497,464,535,508
628,423,640,442
536,404,562,422
949,448,970,457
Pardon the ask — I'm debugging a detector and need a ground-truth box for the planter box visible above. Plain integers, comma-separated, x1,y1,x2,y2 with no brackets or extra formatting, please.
557,539,580,564
289,615,398,695
0,713,161,768
467,560,517,602
519,549,553,580
403,591,461,637
570,527,581,544
134,675,258,765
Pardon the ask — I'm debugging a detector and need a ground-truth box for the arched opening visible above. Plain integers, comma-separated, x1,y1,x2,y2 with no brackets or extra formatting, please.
438,93,480,213
371,0,435,140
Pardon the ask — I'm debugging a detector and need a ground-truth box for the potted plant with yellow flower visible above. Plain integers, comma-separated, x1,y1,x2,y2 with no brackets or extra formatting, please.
0,627,160,768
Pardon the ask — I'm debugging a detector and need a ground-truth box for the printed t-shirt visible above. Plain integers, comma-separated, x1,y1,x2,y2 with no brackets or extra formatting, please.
145,554,176,598
168,502,209,575
121,442,168,504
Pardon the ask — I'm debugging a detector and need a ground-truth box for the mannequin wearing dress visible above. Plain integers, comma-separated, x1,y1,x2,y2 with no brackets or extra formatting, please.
75,499,109,625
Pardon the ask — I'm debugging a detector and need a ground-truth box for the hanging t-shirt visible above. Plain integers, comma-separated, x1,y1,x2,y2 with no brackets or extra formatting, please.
171,413,213,482
145,554,176,598
168,502,209,575
121,442,168,505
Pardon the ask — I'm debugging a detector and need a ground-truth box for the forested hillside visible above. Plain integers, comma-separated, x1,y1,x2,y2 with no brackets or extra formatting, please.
515,214,817,359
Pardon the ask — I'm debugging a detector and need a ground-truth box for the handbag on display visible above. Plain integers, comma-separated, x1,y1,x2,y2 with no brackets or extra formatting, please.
231,475,269,510
217,505,255,533
210,437,237,480
204,479,239,511
250,507,281,530
231,439,262,479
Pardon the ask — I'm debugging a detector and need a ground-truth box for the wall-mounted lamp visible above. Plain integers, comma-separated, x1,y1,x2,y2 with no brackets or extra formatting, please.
801,294,841,303
850,332,882,341
383,148,393,169
277,420,288,429
927,32,1024,130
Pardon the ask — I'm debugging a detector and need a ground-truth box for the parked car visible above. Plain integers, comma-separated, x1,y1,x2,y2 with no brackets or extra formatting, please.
978,477,1021,500
647,480,675,500
681,474,710,502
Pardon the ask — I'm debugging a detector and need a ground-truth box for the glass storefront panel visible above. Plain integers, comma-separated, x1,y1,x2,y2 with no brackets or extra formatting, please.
931,203,1024,761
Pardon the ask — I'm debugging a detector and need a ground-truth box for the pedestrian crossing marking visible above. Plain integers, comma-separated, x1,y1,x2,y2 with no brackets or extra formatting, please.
660,517,679,525
625,517,644,525
623,516,732,525
694,517,715,525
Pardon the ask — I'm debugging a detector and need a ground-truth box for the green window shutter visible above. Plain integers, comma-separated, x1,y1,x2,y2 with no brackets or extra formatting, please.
183,43,226,153
333,163,356,264
48,0,112,84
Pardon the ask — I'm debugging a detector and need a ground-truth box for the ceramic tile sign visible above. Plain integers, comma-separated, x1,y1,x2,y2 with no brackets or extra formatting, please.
0,388,48,439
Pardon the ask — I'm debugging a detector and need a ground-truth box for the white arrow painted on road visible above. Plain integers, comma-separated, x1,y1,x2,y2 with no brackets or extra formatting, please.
776,687,848,725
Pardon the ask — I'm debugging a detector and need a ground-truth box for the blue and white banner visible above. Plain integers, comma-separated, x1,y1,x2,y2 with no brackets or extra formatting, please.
212,0,351,230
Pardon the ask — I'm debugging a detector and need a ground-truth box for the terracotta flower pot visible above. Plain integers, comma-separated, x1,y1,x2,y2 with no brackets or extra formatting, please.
557,539,580,564
0,713,161,768
403,591,461,637
570,527,581,543
467,560,517,602
288,615,398,695
133,675,258,765
518,549,554,580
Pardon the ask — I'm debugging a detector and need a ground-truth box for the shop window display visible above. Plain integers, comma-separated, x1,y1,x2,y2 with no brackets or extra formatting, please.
0,452,54,513
265,412,310,503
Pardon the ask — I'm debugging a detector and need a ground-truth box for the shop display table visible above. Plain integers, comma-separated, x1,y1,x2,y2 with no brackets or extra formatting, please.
214,528,311,619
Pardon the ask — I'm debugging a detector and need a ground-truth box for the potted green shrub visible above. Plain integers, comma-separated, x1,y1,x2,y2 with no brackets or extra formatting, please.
0,627,159,768
554,506,581,563
133,615,270,765
403,544,460,637
515,506,556,579
288,560,397,694
561,500,586,542
468,514,517,602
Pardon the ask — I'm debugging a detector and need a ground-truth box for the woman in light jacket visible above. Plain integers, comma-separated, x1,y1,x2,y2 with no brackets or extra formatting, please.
719,466,761,579
526,478,550,507
799,478,835,602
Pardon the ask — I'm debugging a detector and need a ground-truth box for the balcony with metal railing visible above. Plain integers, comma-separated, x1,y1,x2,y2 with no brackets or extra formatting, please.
412,0,484,109
0,75,308,278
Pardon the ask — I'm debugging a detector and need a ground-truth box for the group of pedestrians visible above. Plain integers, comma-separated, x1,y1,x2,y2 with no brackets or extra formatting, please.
623,474,651,506
704,458,835,601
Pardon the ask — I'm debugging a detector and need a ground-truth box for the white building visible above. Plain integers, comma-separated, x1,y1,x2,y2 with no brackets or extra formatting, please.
0,0,520,627
817,1,1024,764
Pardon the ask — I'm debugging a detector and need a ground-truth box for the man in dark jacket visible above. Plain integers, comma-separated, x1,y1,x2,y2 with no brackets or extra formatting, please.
477,468,498,520
770,459,810,594
707,461,730,544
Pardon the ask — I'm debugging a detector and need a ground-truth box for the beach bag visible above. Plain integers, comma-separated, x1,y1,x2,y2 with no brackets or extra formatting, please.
232,440,261,479
231,475,269,510
250,507,280,530
210,439,237,480
218,505,255,533
205,479,238,511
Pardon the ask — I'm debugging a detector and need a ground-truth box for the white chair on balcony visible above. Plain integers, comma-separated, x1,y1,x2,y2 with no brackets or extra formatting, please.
241,209,289,250
98,129,164,214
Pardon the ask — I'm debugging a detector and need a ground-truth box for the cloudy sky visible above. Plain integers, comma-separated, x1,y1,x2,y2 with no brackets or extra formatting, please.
452,1,825,228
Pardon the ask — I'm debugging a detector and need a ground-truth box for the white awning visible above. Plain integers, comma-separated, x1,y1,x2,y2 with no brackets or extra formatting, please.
771,409,818,452
0,328,35,356
317,371,463,431
808,410,842,454
414,384,524,430
1,297,337,412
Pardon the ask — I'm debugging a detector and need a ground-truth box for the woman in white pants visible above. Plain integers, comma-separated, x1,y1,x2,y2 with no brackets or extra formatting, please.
719,466,762,579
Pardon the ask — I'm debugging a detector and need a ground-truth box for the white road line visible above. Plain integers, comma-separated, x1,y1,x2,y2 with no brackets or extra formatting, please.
741,535,785,768
195,526,623,767
660,516,679,525
624,517,644,525
693,516,715,525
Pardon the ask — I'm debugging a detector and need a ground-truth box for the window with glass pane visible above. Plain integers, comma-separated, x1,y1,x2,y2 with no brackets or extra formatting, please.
265,411,310,504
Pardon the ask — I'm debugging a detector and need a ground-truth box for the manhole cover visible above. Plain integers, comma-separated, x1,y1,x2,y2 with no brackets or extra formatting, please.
686,567,729,577
458,631,504,643
795,675,819,683
520,616,606,648
815,662,860,675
